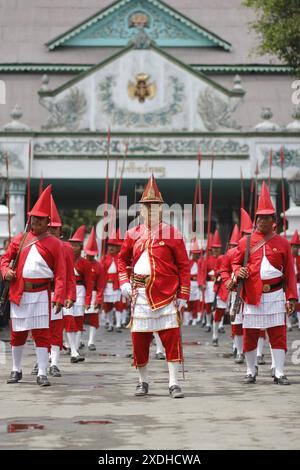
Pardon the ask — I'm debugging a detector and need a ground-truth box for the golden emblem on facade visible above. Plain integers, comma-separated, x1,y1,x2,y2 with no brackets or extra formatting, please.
129,12,149,29
128,73,157,103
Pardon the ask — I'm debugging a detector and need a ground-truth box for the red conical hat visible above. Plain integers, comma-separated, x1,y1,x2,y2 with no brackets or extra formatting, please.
69,225,85,243
140,174,164,203
48,195,62,227
229,224,240,246
256,181,275,216
84,227,98,255
290,230,300,245
211,229,222,248
29,184,52,218
206,233,214,250
240,208,253,234
190,237,201,253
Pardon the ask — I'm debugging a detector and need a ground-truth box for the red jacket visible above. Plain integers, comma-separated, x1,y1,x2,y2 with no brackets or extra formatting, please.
118,223,190,310
100,254,120,291
198,254,218,286
74,256,93,305
293,255,300,283
86,258,105,304
0,231,66,306
62,241,76,302
213,254,228,302
233,231,298,305
220,247,237,285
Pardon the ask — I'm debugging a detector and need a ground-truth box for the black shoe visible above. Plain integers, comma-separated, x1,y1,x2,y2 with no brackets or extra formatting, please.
233,348,238,358
31,363,38,376
135,382,149,396
37,375,51,387
274,375,290,385
271,367,275,378
212,338,219,347
235,353,245,364
255,365,259,377
201,322,206,328
107,326,113,332
243,374,256,384
7,371,22,384
205,325,211,333
70,356,85,363
257,355,266,365
218,327,225,334
88,344,96,351
155,352,166,360
169,385,184,398
49,365,61,377
116,327,122,333
79,341,85,350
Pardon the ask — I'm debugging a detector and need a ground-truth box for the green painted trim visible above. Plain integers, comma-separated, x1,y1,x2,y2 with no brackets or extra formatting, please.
0,63,293,74
45,0,231,51
1,131,299,138
38,43,243,99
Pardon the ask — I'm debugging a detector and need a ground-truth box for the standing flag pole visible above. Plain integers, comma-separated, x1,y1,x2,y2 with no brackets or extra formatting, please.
268,149,273,191
280,146,287,237
5,153,11,242
27,141,32,213
192,149,201,232
240,167,245,210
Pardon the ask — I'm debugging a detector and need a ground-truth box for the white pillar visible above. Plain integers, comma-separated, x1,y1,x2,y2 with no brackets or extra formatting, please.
8,180,26,235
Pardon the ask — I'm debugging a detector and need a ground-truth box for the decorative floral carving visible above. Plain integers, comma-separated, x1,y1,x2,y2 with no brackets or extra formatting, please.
261,146,300,170
98,75,184,127
197,87,241,131
0,146,24,169
40,87,87,131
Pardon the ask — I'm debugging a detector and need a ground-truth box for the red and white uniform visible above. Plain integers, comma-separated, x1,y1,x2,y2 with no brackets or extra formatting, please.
1,231,65,341
118,222,190,367
63,256,93,331
84,259,104,328
101,254,122,312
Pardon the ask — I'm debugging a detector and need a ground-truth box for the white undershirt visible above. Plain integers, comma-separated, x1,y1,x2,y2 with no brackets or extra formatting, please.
134,250,151,275
260,247,283,280
22,244,54,279
108,260,117,274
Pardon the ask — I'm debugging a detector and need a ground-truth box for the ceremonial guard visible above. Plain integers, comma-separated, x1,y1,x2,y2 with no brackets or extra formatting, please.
64,225,93,362
211,229,228,346
1,186,66,386
184,238,202,327
290,230,300,331
47,195,76,377
84,227,104,350
100,232,123,332
233,182,298,385
118,175,190,398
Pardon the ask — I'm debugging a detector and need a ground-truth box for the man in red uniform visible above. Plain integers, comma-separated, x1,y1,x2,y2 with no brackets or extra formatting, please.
1,185,66,387
64,225,93,363
211,229,228,346
184,238,202,326
233,182,298,385
84,227,104,350
118,175,190,398
100,232,123,333
290,230,300,330
47,196,76,377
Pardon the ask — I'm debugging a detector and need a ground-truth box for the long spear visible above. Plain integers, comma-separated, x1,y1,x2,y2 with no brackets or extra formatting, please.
280,146,287,237
5,153,11,242
206,155,214,259
101,129,111,255
249,177,254,219
192,149,201,231
115,141,128,212
240,167,244,210
268,149,273,190
27,141,32,213
39,172,44,196
254,160,259,216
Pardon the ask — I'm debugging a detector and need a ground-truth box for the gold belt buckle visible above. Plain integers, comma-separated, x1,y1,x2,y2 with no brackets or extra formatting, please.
263,284,271,293
24,282,33,290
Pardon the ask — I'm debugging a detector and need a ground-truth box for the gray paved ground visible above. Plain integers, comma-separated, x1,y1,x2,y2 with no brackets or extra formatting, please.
0,323,300,450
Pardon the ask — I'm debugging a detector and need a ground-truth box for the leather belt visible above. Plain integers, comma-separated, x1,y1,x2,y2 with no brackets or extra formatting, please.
190,275,198,281
207,276,216,282
262,280,283,293
76,280,85,286
132,274,150,288
24,281,51,292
